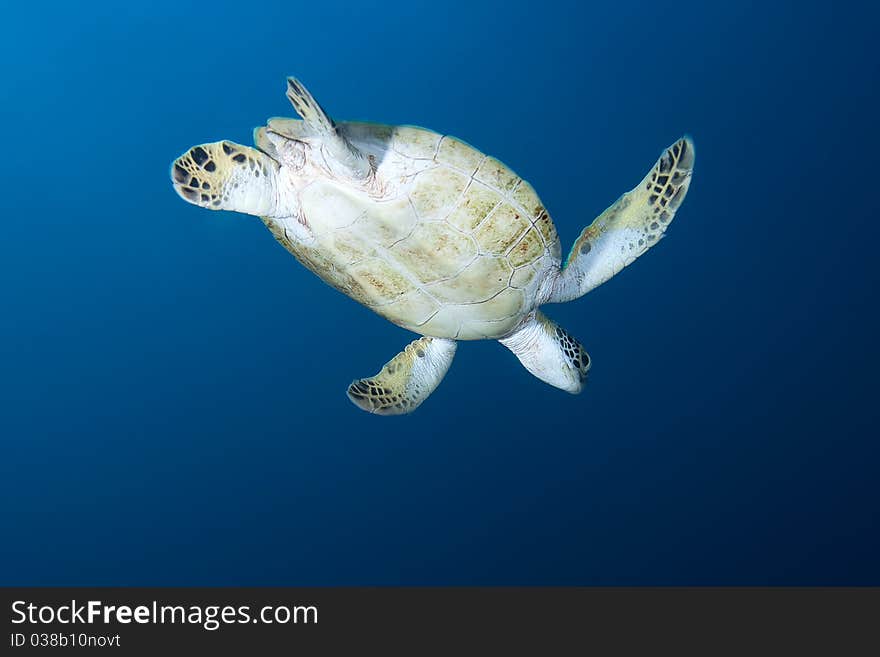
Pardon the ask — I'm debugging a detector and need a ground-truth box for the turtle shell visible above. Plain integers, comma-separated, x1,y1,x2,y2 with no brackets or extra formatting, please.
265,125,562,340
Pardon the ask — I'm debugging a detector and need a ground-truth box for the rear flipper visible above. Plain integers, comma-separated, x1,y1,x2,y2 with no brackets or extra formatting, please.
347,337,457,415
499,312,590,393
171,141,281,216
551,137,694,302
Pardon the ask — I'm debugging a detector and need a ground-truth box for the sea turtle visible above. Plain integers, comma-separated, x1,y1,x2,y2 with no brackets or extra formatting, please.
171,78,694,415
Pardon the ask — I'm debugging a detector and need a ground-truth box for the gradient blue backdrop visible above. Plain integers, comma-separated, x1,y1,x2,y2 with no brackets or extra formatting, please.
1,0,878,585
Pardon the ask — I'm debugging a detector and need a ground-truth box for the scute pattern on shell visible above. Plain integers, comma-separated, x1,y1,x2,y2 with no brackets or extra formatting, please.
266,124,562,340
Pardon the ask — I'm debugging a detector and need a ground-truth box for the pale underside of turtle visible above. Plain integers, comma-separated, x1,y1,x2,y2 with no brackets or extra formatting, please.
171,77,694,415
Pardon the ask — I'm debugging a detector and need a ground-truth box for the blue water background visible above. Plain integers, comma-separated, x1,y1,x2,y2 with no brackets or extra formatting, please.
1,1,878,584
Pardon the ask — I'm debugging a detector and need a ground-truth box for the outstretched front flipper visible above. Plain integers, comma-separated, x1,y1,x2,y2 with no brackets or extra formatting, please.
285,77,372,180
550,137,694,303
499,312,590,393
171,141,282,217
347,337,457,415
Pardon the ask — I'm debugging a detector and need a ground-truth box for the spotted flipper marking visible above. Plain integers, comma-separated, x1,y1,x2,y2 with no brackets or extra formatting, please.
346,337,457,415
551,137,694,302
499,311,590,393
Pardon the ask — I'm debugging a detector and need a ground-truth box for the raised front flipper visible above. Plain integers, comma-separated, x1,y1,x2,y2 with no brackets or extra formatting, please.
171,141,282,217
347,337,457,415
551,137,694,302
285,77,372,180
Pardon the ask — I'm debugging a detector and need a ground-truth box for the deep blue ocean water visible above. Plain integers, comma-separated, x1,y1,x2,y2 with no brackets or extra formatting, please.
1,1,878,585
